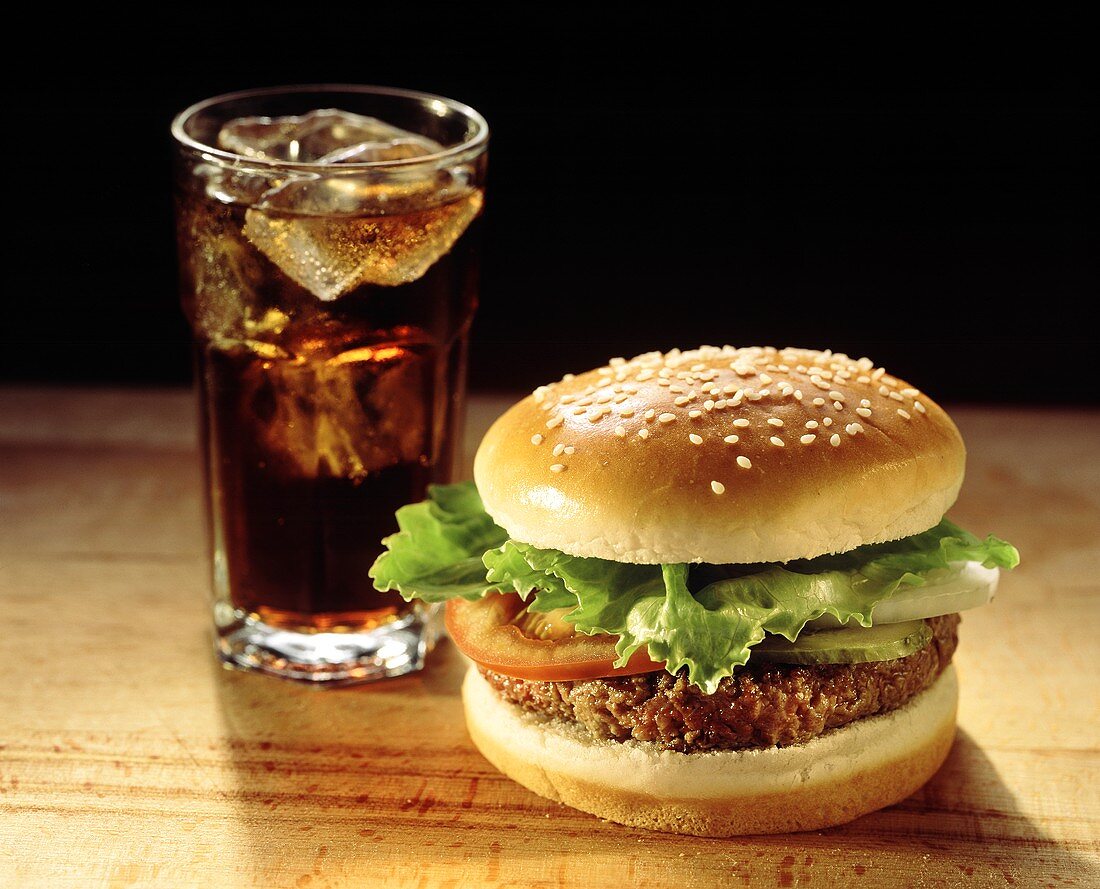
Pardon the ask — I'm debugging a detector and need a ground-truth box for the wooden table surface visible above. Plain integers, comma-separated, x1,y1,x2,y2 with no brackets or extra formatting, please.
1,388,1098,888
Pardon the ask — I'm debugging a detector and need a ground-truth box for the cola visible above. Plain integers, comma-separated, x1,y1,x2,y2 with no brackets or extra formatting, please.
175,98,485,660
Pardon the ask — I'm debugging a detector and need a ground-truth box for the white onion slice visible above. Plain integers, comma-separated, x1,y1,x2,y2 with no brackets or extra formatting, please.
805,561,999,630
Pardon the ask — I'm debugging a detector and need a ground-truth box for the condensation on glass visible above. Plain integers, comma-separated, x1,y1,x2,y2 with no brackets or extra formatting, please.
172,86,488,683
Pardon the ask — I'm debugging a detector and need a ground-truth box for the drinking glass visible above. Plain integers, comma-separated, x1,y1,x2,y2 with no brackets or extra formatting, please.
172,86,488,683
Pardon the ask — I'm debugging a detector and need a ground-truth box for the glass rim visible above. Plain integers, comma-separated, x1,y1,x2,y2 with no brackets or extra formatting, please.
171,83,489,172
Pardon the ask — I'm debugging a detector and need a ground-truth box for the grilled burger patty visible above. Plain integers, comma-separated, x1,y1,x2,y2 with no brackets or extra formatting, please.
480,614,959,752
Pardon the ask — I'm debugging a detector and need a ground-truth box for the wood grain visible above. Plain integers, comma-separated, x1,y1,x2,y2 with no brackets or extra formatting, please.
1,388,1098,888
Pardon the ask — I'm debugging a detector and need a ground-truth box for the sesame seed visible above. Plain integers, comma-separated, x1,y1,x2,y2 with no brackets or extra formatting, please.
845,423,862,435
562,373,575,381
531,434,543,445
550,463,566,473
619,408,635,418
710,480,726,495
914,401,926,414
813,397,826,407
871,367,886,381
564,446,575,454
767,418,784,427
722,383,738,394
571,407,586,416
901,387,919,397
830,434,841,447
704,399,716,411
823,417,834,427
714,399,727,409
833,401,843,410
879,385,891,396
689,433,704,445
856,407,872,417
733,418,750,428
804,421,818,430
724,435,740,444
794,390,804,400
897,409,911,420
829,390,845,401
860,398,871,407
689,410,703,418
546,415,563,429
637,428,649,439
759,373,773,384
770,436,785,447
615,425,627,438
553,443,565,456
737,455,752,469
658,413,677,424
800,434,816,444
644,409,655,420
674,395,691,406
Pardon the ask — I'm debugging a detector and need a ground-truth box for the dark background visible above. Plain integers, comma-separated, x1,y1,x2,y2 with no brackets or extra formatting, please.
6,14,1094,402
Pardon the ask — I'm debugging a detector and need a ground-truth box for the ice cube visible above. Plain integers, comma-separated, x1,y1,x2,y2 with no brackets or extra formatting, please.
242,189,483,300
245,342,432,479
183,201,267,343
216,109,481,300
218,108,441,163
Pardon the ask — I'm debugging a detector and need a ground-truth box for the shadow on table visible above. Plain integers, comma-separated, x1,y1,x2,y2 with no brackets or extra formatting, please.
211,636,480,882
212,653,1095,887
816,730,1095,884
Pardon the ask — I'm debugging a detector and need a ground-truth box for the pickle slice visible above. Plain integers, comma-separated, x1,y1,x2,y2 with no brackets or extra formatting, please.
750,619,932,665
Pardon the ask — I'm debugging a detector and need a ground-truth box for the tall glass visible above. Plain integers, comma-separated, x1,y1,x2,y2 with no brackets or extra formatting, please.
172,86,487,684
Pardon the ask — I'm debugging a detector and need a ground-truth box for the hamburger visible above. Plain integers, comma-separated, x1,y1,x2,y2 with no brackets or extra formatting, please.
371,345,1018,836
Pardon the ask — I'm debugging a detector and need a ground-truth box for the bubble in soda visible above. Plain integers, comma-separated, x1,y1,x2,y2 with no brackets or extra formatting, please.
216,109,482,300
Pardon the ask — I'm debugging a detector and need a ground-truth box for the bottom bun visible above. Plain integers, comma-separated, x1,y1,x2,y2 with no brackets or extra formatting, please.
462,663,958,836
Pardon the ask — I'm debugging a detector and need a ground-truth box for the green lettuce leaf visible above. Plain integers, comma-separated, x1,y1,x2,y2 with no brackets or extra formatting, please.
478,519,1019,693
368,481,509,602
483,541,575,612
369,483,1019,692
789,517,1021,577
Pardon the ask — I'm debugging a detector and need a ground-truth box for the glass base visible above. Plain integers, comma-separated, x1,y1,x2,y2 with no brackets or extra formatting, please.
215,604,442,686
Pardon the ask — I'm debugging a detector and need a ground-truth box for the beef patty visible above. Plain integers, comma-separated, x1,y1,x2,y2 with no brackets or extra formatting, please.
480,614,959,752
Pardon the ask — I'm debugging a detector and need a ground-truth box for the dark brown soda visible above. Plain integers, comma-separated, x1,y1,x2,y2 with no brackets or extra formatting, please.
182,195,480,629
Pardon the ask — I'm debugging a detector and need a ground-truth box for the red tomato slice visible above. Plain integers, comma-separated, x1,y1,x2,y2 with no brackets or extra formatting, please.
445,594,665,682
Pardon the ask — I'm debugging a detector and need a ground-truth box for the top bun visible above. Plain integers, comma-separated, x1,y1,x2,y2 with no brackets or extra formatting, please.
473,346,965,565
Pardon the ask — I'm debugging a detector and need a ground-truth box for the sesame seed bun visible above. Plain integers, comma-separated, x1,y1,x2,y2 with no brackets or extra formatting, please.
462,663,958,837
473,346,965,564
